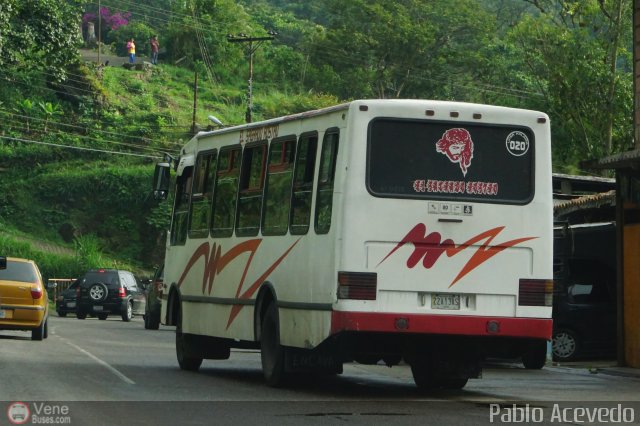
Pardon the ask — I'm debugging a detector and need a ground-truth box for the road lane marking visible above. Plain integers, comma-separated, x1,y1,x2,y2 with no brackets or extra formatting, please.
60,337,136,385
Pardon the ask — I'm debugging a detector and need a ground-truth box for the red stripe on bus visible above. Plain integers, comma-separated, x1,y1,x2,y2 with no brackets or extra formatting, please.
330,311,552,340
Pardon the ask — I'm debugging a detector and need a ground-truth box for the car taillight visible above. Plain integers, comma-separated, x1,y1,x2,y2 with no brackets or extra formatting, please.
519,279,553,307
337,272,377,300
76,286,81,298
118,287,126,298
30,286,43,299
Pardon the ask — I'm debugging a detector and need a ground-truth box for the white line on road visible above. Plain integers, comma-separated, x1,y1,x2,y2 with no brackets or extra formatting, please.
60,337,136,385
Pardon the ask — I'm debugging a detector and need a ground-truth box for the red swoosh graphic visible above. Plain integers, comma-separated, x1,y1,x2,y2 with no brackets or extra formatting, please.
226,238,301,329
378,224,536,287
176,237,302,330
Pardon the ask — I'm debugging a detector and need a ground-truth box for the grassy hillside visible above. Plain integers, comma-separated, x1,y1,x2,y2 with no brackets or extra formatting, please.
0,57,338,280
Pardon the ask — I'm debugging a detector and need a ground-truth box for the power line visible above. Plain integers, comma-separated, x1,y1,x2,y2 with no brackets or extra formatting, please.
0,120,179,157
0,135,162,159
0,109,183,149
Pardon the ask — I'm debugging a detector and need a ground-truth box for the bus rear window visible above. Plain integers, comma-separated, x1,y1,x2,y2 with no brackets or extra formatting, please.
367,119,534,204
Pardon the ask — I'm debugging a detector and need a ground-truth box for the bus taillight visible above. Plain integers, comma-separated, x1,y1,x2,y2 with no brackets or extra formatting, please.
518,279,554,307
337,272,377,300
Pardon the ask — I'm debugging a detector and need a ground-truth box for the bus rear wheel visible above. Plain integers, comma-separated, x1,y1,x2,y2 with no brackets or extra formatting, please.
522,340,547,369
411,361,469,390
176,308,203,371
261,303,286,387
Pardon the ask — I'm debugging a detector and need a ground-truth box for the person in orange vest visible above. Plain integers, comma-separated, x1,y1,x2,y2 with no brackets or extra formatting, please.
126,38,136,63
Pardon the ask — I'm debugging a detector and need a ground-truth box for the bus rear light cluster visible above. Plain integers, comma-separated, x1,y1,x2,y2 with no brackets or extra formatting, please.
518,279,553,307
337,272,377,300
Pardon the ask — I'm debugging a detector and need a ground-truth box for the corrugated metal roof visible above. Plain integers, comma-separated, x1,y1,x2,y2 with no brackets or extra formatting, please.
582,149,640,170
553,190,616,216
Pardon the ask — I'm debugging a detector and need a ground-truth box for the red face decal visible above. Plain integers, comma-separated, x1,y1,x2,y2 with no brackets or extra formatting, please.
436,128,474,176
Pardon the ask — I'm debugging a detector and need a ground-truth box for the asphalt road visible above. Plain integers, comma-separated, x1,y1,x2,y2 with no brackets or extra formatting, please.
1,315,639,425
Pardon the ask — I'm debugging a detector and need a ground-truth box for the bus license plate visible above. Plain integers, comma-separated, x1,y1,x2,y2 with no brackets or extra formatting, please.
432,294,460,310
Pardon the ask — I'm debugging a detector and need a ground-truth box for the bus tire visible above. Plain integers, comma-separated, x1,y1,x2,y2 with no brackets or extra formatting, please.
261,302,286,387
411,361,439,390
522,340,547,369
441,377,468,390
411,361,469,390
176,308,203,372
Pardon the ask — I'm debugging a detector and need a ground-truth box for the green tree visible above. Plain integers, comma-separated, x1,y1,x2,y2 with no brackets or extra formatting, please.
303,0,497,100
507,0,633,168
108,21,156,57
14,99,36,133
39,101,63,132
0,0,83,80
164,0,253,79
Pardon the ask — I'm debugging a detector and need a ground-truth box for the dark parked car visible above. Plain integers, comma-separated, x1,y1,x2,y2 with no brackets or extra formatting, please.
76,269,146,322
56,280,79,317
143,264,163,330
552,222,617,361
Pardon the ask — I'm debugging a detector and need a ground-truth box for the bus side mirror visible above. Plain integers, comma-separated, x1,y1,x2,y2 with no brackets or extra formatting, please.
153,162,171,200
0,256,6,270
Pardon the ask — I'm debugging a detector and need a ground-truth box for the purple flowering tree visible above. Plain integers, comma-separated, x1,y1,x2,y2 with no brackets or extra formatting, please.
82,7,131,43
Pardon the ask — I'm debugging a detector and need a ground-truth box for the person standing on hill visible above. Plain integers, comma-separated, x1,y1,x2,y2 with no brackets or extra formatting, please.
126,38,136,64
150,35,159,65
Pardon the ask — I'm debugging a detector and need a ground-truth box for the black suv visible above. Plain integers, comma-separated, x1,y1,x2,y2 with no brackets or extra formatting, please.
76,269,146,322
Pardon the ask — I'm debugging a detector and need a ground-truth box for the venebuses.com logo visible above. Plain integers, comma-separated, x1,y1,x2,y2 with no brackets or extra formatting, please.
7,402,30,425
6,401,71,424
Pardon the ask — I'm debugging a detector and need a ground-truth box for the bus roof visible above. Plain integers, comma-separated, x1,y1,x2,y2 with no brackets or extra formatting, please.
190,99,547,145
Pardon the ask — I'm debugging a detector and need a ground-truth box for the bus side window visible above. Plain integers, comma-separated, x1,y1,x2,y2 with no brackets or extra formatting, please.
290,132,318,235
211,147,241,237
262,137,296,236
236,143,267,237
315,130,339,234
189,151,217,239
170,166,193,246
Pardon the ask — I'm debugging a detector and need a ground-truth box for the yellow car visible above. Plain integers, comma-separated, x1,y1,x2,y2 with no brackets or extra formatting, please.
0,256,49,340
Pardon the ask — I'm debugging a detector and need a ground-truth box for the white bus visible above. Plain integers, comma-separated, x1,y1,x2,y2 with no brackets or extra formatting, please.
153,99,554,389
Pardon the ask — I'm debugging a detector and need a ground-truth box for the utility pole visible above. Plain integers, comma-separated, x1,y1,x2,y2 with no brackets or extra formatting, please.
97,0,101,65
227,32,276,123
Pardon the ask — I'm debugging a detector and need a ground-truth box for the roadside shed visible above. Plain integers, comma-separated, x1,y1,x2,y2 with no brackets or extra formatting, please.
582,151,640,368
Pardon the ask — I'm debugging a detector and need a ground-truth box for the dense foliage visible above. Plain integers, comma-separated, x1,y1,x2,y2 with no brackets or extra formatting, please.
0,0,634,278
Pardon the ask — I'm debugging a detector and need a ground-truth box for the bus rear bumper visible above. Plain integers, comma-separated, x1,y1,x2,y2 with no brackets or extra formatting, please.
330,311,552,340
